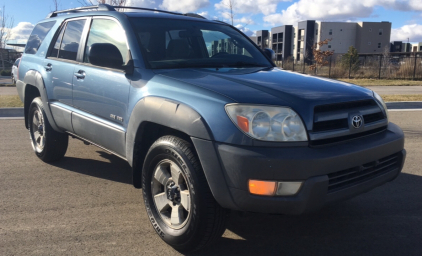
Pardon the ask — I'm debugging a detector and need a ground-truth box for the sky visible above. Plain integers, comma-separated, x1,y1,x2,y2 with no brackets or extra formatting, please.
2,0,422,45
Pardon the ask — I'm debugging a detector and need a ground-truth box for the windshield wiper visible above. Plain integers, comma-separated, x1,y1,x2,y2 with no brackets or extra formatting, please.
228,61,268,68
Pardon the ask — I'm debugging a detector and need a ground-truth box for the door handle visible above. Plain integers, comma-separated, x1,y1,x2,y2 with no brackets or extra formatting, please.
74,70,86,79
45,63,52,71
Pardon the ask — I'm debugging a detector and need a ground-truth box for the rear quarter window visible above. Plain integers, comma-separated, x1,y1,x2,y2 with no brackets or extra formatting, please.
24,21,56,54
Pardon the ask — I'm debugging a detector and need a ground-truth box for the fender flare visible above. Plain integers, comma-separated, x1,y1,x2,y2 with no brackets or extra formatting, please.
23,70,60,131
126,96,213,167
126,96,240,210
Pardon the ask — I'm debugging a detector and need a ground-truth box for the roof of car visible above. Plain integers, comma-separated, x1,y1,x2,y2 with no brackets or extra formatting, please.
41,4,223,25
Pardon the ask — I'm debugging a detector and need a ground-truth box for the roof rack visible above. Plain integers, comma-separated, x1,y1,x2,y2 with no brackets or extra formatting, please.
46,4,206,19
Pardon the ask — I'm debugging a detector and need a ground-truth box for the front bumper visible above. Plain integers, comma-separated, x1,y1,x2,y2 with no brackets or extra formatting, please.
192,122,405,215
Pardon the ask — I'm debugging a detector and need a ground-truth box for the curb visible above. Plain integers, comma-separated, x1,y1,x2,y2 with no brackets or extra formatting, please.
0,102,422,119
386,101,422,110
0,108,24,118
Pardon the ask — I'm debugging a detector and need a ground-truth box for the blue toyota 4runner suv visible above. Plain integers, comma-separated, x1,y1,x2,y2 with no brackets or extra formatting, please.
16,4,405,252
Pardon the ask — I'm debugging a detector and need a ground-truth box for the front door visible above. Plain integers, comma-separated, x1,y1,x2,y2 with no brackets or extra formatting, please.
71,17,131,156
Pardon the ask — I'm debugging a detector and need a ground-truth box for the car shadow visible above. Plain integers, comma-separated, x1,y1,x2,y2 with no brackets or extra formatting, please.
50,151,422,255
188,172,422,256
50,151,132,185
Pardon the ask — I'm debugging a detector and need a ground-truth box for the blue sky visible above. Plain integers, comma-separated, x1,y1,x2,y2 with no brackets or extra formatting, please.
3,0,422,43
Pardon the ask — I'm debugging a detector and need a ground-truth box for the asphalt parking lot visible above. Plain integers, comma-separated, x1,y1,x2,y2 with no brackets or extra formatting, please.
1,111,421,256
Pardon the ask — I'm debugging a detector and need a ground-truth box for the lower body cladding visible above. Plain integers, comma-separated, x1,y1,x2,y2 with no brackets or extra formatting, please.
192,122,405,215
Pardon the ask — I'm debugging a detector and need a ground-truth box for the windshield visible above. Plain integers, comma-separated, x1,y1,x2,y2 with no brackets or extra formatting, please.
130,18,272,69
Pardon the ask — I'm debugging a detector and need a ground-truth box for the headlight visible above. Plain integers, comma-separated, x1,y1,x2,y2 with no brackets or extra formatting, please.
225,104,308,141
373,91,389,121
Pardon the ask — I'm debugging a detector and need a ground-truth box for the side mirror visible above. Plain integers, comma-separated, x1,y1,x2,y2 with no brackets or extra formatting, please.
89,43,124,70
264,48,276,62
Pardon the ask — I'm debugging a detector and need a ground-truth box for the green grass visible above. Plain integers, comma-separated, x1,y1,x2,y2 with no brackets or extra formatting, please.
0,84,15,87
382,95,422,102
0,95,23,107
338,79,422,87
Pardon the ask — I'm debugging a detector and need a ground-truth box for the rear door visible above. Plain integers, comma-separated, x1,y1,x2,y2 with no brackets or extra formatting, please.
44,18,87,106
71,17,131,157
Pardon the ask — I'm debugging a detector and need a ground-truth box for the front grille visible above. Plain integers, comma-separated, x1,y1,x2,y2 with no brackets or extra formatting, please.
309,126,387,146
313,99,384,133
310,99,387,145
327,153,401,193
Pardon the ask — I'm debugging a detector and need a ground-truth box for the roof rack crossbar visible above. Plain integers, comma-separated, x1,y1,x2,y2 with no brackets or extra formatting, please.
111,6,182,16
45,4,207,20
46,4,115,18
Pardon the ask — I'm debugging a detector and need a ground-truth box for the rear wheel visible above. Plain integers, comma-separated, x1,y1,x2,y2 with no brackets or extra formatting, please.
142,136,227,252
28,97,68,162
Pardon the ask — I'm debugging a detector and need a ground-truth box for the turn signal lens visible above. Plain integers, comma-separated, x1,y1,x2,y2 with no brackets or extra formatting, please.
249,180,276,196
236,115,249,133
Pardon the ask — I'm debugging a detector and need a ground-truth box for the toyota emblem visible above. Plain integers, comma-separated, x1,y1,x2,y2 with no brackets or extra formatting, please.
352,115,363,129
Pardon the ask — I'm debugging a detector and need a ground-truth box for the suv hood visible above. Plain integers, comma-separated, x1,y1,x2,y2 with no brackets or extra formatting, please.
156,67,374,129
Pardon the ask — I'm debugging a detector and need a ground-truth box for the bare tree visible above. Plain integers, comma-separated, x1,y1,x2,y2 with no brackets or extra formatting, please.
0,5,14,71
220,0,236,25
51,0,61,11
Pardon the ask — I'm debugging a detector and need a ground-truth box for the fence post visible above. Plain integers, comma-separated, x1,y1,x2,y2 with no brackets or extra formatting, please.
414,56,417,80
379,55,382,79
293,60,295,72
349,57,352,79
303,60,305,74
329,57,332,78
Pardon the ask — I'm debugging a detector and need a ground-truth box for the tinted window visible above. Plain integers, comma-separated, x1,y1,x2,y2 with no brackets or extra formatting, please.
130,18,271,69
14,59,20,66
49,24,66,58
58,19,86,61
84,19,128,64
24,21,56,54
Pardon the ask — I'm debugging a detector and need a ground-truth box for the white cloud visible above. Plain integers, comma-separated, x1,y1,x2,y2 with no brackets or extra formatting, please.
126,0,158,9
160,0,209,13
235,16,255,25
197,11,209,18
391,24,422,42
263,0,422,26
215,0,290,16
235,24,255,36
8,22,34,40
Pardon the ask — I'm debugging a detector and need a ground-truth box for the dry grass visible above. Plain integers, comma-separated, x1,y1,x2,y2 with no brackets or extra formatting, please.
0,95,23,108
338,79,422,87
382,95,422,102
0,84,15,87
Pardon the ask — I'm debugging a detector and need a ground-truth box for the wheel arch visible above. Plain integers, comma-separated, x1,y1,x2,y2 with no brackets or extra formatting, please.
126,96,213,188
22,70,60,131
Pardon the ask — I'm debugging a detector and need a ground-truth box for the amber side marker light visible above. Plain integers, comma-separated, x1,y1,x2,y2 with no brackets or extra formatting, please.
249,180,277,196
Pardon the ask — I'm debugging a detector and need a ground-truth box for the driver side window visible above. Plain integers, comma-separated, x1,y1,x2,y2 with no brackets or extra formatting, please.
83,19,128,67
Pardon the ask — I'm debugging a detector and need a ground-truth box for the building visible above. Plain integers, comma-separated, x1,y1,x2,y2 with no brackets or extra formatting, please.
355,22,392,53
251,20,392,63
249,30,269,50
270,25,293,61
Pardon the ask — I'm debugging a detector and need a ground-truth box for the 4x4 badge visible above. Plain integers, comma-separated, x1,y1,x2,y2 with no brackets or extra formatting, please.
352,115,363,129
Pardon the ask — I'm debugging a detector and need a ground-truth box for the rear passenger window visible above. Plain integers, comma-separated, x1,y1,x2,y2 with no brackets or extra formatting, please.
84,19,128,65
57,19,86,61
49,24,66,58
24,21,56,54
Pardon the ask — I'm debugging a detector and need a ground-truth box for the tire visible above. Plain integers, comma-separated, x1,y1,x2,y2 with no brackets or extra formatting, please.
28,97,68,162
142,135,227,252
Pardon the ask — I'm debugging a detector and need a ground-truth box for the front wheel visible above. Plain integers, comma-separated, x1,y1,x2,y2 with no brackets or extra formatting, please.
28,97,68,162
142,136,227,252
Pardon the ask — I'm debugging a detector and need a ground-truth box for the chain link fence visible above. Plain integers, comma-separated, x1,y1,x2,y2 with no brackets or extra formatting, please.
277,55,422,80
